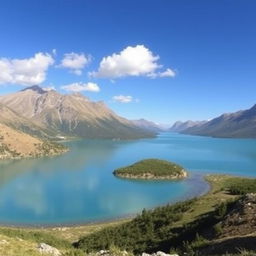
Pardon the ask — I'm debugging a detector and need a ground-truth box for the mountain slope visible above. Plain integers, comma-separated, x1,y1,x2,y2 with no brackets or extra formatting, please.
0,123,67,160
183,104,256,138
169,120,206,132
131,119,164,132
0,103,57,139
0,86,155,139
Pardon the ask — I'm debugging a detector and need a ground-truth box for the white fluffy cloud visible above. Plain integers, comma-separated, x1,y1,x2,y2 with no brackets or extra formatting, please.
61,82,100,92
0,52,54,86
60,52,91,75
148,68,176,78
90,45,175,79
112,95,133,103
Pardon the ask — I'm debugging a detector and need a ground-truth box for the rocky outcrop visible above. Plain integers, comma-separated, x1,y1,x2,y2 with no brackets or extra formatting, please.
115,169,188,180
38,243,61,256
217,193,256,238
142,252,179,256
92,250,129,256
93,250,178,256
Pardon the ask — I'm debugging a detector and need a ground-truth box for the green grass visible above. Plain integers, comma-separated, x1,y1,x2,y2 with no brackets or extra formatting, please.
113,159,186,179
0,227,71,249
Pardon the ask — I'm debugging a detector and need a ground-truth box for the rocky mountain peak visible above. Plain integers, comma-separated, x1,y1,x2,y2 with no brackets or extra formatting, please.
249,104,256,112
21,85,46,94
70,92,90,101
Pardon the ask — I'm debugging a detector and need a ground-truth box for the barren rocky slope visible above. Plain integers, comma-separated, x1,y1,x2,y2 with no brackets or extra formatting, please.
182,104,256,138
0,86,154,139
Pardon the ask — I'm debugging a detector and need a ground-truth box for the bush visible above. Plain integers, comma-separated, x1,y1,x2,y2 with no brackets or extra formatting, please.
226,179,256,195
76,199,196,254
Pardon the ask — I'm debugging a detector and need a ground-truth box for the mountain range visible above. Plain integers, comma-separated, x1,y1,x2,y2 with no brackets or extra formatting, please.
169,120,207,132
180,104,256,138
131,119,164,133
0,86,155,140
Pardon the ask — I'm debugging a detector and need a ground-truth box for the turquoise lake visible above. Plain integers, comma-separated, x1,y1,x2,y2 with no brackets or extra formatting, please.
0,132,256,226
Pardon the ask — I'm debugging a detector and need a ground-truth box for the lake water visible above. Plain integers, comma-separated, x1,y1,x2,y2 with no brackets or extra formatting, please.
0,132,256,226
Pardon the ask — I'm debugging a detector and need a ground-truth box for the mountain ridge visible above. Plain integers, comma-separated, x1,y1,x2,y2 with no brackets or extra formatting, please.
169,120,207,132
131,119,164,132
0,86,155,140
182,104,256,138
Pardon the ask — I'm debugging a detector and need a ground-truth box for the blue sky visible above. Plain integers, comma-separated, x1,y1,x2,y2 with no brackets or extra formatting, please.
0,0,256,124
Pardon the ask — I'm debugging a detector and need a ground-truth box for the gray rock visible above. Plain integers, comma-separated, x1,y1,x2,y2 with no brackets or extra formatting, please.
142,252,179,256
0,239,9,245
38,243,61,256
142,253,151,256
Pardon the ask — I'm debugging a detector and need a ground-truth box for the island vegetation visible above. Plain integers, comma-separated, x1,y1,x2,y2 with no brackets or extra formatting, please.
113,159,188,180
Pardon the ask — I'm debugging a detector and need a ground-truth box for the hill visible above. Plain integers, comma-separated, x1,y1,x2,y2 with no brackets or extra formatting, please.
0,86,155,140
182,104,256,138
113,159,187,180
76,175,256,256
0,123,67,160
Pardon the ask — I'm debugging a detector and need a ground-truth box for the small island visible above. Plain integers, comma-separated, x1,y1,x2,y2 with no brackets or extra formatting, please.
113,159,188,180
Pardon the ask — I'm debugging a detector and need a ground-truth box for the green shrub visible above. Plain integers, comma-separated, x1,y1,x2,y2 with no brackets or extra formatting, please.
226,179,256,195
76,199,195,254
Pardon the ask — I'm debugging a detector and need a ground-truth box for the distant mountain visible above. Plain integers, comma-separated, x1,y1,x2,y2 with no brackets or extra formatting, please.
169,120,207,132
0,86,154,139
183,104,256,138
131,119,164,132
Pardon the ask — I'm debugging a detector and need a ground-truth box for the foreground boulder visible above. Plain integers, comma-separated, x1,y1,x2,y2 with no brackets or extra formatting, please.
142,252,178,256
37,243,61,256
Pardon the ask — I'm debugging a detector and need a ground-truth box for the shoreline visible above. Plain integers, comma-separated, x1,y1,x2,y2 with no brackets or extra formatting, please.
0,172,210,230
113,170,188,180
0,173,251,230
0,173,251,248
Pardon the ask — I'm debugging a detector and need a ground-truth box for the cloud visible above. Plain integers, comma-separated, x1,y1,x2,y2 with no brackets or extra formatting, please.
61,82,100,92
112,95,133,103
0,52,54,86
60,52,91,75
90,45,175,79
148,68,176,78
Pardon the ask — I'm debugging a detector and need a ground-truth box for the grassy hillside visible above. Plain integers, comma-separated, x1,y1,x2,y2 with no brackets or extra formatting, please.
113,159,187,180
76,175,256,255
